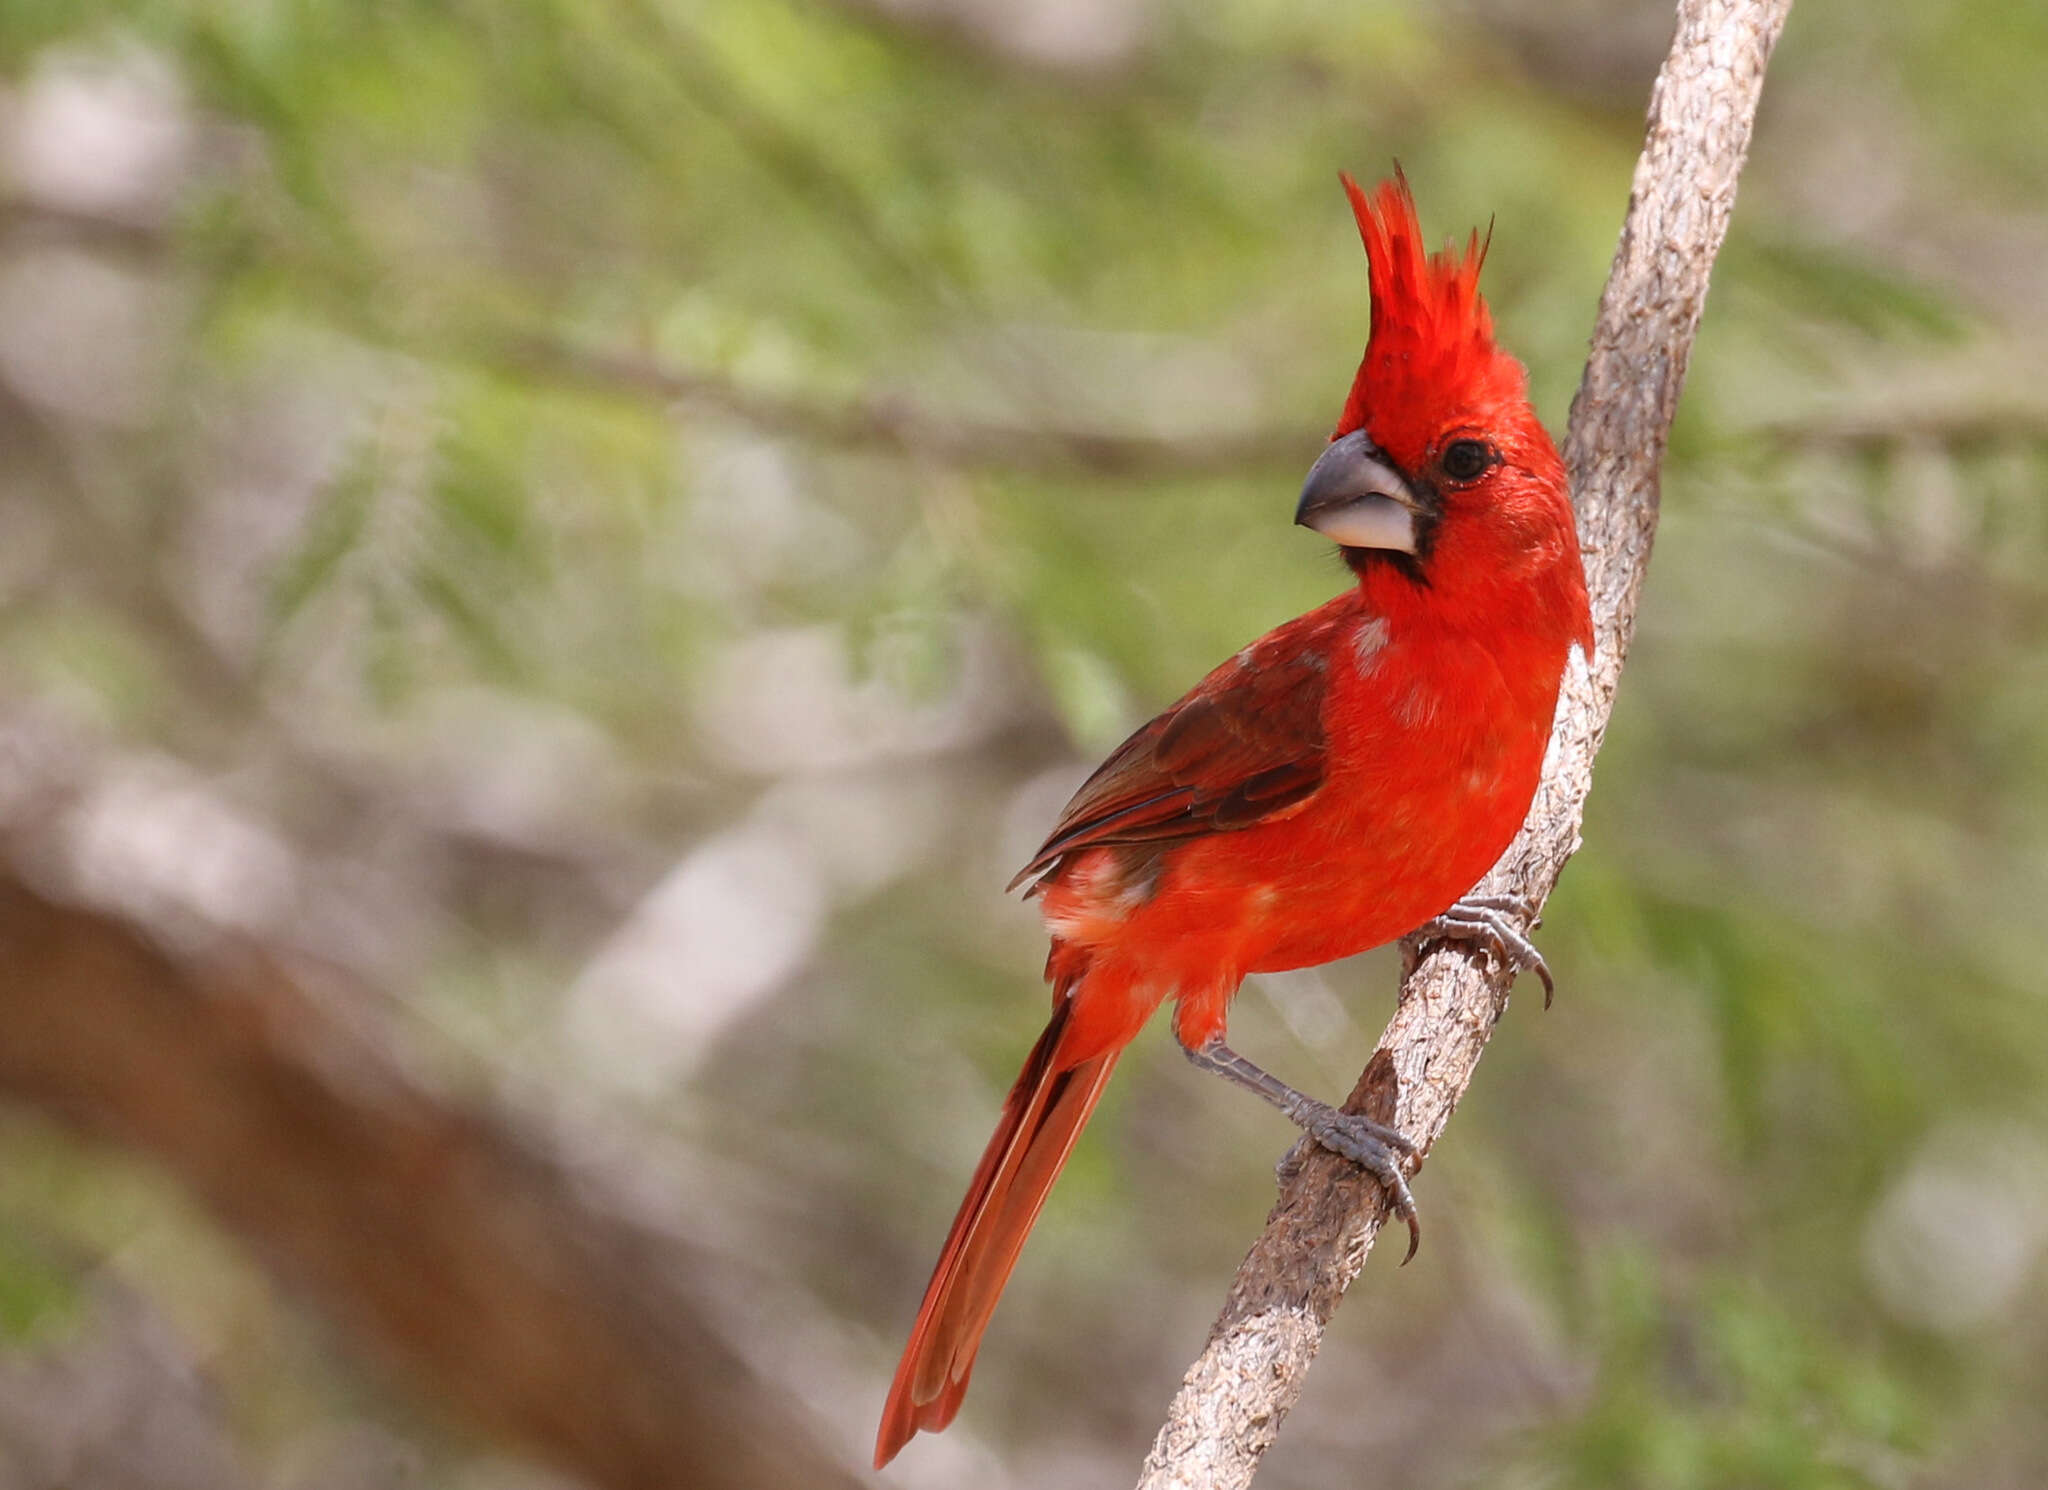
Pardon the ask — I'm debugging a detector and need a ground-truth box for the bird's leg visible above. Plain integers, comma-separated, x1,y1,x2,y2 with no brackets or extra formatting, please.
1181,1038,1422,1262
1409,891,1554,1006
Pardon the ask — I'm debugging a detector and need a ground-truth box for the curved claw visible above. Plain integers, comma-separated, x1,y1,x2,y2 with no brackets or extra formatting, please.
1183,1038,1424,1261
1301,1108,1423,1262
1411,895,1555,1008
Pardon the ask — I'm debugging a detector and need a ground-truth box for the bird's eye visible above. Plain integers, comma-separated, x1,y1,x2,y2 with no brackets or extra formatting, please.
1441,440,1494,481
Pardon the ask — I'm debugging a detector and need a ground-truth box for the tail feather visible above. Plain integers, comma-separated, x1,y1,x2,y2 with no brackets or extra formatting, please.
875,1000,1118,1468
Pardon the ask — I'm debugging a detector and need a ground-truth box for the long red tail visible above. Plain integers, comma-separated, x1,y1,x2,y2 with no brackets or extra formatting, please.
875,997,1119,1467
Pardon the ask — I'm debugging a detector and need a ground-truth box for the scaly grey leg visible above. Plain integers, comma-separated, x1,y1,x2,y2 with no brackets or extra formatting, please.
1182,1037,1422,1262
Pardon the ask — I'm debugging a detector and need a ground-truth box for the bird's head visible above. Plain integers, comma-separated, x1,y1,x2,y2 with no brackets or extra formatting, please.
1296,172,1580,617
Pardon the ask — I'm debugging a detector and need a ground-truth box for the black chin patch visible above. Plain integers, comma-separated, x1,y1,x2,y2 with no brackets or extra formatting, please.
1343,547,1431,586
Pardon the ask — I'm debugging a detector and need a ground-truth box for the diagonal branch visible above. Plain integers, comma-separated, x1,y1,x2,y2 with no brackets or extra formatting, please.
0,873,867,1490
1135,2,1794,1485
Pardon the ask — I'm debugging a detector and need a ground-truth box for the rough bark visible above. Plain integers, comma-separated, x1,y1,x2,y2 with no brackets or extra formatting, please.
0,875,865,1490
1135,2,1794,1486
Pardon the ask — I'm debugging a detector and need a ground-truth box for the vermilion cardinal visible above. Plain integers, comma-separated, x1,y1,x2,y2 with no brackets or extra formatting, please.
876,172,1591,1468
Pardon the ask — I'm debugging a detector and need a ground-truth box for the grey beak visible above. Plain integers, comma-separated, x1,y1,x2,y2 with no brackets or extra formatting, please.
1294,430,1420,553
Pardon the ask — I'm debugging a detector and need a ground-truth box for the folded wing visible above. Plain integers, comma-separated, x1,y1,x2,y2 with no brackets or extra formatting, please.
1010,620,1338,892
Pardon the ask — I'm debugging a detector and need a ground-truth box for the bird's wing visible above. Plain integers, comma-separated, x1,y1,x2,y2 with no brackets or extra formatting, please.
1009,615,1340,891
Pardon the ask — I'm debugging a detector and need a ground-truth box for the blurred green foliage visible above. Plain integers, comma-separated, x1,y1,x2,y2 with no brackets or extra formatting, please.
2,0,2047,1487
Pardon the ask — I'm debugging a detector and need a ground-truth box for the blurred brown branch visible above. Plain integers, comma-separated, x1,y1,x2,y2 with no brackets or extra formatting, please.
6,193,1307,485
1757,402,2048,452
0,873,865,1490
1135,1,1794,1486
501,334,1309,478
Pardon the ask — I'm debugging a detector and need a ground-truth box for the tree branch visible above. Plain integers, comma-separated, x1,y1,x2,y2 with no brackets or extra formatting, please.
498,334,1308,479
1135,2,1794,1485
0,873,866,1490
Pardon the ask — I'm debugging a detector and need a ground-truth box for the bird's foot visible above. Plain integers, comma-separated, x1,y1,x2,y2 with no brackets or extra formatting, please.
1410,892,1554,1007
1184,1038,1422,1261
1294,1101,1422,1263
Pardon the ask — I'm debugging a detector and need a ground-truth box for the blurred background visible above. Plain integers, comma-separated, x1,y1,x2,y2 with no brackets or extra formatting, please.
1,0,2046,1486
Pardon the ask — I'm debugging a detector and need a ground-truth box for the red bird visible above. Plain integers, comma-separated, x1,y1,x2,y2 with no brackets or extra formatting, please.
875,173,1592,1468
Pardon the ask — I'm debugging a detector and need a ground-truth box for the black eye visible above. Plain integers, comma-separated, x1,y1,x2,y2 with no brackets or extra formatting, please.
1441,439,1494,481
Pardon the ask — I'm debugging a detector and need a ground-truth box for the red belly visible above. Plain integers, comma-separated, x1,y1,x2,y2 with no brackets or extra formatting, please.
1035,620,1564,1056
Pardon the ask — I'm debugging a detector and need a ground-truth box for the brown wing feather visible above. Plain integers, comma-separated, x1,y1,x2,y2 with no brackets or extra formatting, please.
1009,625,1335,891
